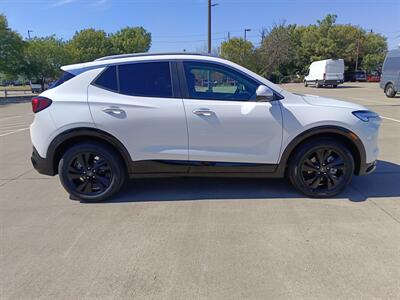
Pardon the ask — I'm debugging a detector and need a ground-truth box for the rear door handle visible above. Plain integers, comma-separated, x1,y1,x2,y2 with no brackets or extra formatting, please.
192,108,214,116
102,107,125,115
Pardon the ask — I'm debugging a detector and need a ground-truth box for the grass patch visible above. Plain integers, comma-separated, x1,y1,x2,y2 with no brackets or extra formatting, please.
0,85,31,91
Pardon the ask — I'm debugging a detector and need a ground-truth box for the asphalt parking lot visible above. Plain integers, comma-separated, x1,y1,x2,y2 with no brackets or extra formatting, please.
1,82,399,299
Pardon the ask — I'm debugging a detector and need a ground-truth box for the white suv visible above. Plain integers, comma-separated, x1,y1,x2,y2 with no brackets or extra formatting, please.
30,53,381,202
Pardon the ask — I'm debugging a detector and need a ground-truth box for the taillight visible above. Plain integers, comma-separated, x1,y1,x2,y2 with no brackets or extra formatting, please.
32,96,52,113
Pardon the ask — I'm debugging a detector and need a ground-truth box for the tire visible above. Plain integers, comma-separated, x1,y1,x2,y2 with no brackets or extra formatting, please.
58,142,126,202
287,138,354,198
332,84,338,88
385,83,396,98
304,81,308,87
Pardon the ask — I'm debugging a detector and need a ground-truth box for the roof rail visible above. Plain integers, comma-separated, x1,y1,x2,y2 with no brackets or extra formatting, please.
94,52,218,62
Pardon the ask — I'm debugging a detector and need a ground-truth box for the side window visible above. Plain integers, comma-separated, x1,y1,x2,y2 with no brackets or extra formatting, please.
183,61,259,101
93,65,118,92
118,62,173,97
383,57,400,72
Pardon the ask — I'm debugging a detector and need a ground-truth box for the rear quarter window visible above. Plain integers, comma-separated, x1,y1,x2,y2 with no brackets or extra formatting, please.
48,71,75,89
93,66,118,92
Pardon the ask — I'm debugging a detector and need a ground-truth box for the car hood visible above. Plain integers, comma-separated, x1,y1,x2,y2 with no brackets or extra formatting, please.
299,94,366,111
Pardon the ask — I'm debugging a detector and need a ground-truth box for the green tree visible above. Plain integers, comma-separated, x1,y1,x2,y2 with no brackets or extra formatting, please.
258,23,295,81
361,32,387,71
220,38,256,72
0,14,25,77
22,36,70,88
257,15,388,81
68,29,112,62
110,26,151,54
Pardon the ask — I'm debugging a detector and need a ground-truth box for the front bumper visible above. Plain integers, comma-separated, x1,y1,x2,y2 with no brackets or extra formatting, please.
357,160,377,176
31,146,56,176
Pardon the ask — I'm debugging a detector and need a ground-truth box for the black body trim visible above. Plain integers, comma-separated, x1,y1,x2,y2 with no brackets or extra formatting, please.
274,125,367,177
129,160,276,176
39,128,134,175
31,126,370,178
31,147,55,176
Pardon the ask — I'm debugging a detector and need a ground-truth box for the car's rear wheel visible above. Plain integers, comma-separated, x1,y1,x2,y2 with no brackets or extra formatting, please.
385,83,396,98
58,142,126,202
288,138,354,198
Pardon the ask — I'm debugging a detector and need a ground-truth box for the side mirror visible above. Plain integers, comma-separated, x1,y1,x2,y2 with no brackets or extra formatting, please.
256,85,275,102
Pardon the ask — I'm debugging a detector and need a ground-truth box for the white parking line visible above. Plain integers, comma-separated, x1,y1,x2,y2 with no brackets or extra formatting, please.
0,127,29,137
0,115,24,122
381,116,400,123
0,124,31,130
0,114,31,122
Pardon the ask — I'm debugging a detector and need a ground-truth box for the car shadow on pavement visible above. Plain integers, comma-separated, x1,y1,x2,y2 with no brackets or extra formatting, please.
92,160,400,204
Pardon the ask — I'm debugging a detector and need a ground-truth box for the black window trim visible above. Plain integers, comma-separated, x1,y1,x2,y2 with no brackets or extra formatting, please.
90,60,180,99
177,59,284,102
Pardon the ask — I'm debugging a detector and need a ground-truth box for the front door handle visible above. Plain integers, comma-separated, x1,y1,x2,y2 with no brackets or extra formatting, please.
192,108,214,116
102,107,125,115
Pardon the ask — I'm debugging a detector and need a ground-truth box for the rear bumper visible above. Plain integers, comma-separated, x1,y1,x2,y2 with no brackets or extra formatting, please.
31,146,55,176
320,79,344,85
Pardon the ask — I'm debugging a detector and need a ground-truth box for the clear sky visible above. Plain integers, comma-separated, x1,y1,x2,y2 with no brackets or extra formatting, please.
1,0,399,51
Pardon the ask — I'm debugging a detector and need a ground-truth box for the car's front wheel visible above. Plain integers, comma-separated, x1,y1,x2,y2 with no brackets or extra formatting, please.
288,138,354,198
58,142,126,202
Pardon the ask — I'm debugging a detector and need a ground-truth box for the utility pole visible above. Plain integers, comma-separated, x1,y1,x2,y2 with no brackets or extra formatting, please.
28,30,33,40
244,28,251,41
227,31,230,41
207,0,218,53
355,29,361,71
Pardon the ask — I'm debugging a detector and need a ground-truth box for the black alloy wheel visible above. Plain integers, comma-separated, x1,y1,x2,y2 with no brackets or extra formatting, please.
288,138,354,198
67,152,113,195
299,148,345,192
59,142,126,202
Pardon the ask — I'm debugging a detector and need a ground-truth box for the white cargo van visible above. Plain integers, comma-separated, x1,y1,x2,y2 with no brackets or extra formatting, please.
304,59,344,88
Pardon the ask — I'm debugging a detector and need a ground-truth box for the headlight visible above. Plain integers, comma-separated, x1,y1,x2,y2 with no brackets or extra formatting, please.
352,110,380,122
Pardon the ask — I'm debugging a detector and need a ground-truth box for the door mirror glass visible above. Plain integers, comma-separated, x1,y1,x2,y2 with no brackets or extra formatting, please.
256,85,275,102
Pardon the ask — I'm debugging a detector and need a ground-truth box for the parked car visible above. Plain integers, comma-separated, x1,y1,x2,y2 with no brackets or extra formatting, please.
30,53,381,202
12,80,23,86
30,81,42,93
366,71,380,82
345,70,367,82
380,48,400,98
0,80,12,86
304,59,344,88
